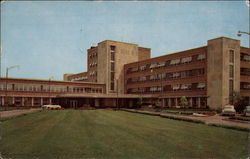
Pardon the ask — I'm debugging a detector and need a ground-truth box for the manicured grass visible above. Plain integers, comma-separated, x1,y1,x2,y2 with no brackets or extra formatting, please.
0,110,249,159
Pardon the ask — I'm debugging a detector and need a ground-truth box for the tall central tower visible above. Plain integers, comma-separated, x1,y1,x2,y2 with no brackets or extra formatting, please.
96,40,151,94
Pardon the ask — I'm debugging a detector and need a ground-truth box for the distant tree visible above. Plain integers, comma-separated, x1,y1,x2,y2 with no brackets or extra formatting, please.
232,91,245,112
155,99,162,109
136,97,143,108
180,96,189,108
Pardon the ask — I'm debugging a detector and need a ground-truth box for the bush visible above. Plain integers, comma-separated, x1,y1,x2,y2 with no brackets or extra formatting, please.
180,96,188,108
215,108,222,113
160,114,205,124
207,123,250,132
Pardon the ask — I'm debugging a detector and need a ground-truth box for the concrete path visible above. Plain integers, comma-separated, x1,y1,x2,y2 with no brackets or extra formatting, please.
0,108,41,118
162,112,250,129
124,109,250,129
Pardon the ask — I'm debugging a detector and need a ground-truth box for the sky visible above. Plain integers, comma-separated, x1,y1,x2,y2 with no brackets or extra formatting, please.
0,1,249,80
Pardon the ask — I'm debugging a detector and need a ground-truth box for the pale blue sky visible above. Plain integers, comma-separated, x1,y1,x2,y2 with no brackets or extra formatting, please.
1,1,249,80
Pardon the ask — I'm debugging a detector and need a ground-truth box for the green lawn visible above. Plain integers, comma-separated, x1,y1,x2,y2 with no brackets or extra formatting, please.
0,110,249,159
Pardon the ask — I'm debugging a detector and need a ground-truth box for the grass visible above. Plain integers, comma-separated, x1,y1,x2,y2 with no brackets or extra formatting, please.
0,110,249,159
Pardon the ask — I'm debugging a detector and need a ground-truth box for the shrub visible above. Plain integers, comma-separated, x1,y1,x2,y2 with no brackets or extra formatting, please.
207,123,250,132
180,96,189,108
160,114,205,124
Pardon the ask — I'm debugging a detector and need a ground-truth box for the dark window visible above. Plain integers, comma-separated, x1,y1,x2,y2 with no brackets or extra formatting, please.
111,63,115,72
110,82,114,91
229,65,234,78
229,50,234,63
111,52,115,61
111,72,115,81
229,80,234,95
110,45,116,51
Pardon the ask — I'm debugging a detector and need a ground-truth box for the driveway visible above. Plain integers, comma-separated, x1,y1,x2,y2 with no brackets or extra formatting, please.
0,108,41,118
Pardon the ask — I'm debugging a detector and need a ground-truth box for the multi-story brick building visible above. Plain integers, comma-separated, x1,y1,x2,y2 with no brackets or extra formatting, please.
0,37,249,110
124,37,250,110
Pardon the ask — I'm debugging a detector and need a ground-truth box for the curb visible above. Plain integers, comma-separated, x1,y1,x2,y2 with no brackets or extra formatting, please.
121,109,250,132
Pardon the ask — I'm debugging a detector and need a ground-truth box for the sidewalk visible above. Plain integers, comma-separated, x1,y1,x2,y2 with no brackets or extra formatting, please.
0,108,41,118
122,109,250,129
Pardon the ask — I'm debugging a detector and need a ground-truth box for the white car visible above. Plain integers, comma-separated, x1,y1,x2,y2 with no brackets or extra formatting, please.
243,106,250,117
222,105,236,116
41,105,62,110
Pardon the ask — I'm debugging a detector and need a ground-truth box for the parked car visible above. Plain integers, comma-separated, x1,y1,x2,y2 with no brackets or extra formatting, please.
41,105,62,110
243,106,250,117
222,105,236,116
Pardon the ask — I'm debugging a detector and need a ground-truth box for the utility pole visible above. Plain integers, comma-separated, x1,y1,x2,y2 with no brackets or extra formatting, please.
5,65,20,109
48,76,54,105
116,79,118,110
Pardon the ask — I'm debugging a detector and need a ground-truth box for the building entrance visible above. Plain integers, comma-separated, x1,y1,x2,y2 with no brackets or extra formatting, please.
69,100,78,109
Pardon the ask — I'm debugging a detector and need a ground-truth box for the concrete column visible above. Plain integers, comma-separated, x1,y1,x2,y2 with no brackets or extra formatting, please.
21,97,24,106
198,97,201,108
31,97,34,106
41,97,43,106
189,98,193,108
162,98,165,108
175,98,178,106
12,97,15,105
95,99,100,107
168,98,171,107
49,98,52,105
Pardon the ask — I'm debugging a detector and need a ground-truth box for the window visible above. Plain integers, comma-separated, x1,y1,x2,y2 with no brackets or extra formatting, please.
170,59,180,65
181,57,192,63
197,54,206,60
139,65,146,71
110,45,116,51
111,52,115,61
158,62,165,67
110,82,114,91
229,65,234,78
229,80,234,95
197,83,205,89
149,63,157,69
172,84,180,91
111,63,115,72
131,67,138,72
229,50,234,63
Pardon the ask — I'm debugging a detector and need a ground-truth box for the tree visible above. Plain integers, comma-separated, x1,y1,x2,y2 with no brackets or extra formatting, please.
232,91,245,112
155,99,161,108
136,97,143,108
180,96,189,108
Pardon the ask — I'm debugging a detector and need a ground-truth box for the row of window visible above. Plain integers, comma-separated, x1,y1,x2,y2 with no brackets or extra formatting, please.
127,82,206,93
126,68,205,84
241,53,250,62
241,82,250,90
241,68,250,76
110,45,116,91
89,62,97,67
0,84,103,93
127,53,206,74
89,71,97,76
89,52,98,59
71,76,88,81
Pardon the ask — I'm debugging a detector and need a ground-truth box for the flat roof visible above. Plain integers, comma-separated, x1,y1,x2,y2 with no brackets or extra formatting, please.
0,77,104,85
57,93,157,99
